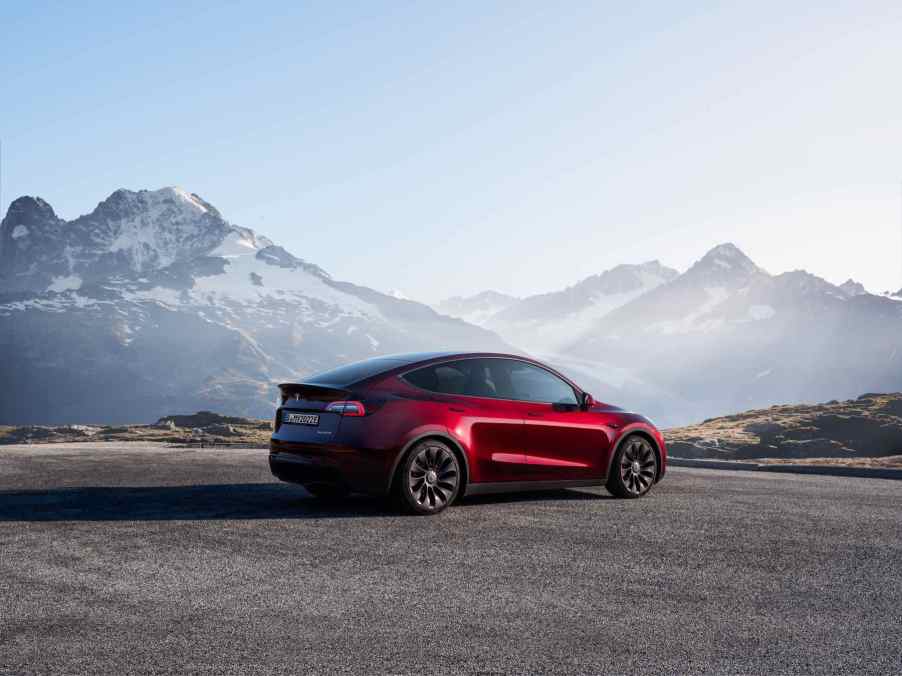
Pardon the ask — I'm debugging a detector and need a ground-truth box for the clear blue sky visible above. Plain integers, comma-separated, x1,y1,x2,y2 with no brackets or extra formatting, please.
3,1,902,301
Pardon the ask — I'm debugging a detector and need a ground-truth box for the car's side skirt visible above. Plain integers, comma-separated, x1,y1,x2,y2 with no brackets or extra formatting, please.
464,479,601,496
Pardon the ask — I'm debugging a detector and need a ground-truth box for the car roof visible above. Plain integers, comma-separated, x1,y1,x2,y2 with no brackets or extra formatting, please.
376,351,529,366
368,352,584,391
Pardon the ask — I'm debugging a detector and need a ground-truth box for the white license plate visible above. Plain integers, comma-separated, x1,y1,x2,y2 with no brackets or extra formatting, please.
284,412,319,426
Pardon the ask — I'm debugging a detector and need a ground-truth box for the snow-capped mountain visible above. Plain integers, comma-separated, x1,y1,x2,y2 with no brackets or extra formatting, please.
0,188,511,424
484,261,678,353
567,243,902,426
436,291,519,326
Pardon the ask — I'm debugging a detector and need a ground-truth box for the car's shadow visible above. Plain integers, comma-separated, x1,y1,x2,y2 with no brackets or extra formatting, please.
0,483,610,521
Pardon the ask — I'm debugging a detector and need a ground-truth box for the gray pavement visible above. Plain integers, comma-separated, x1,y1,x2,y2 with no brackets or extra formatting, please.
1,442,900,674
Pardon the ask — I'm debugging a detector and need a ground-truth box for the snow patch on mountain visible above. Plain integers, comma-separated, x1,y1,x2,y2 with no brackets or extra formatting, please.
649,286,730,335
748,304,776,320
437,290,519,326
11,225,29,239
211,231,258,257
172,187,210,213
47,275,82,292
189,237,377,317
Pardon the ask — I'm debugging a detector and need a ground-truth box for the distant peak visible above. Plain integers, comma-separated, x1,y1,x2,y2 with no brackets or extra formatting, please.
8,195,53,210
776,270,845,296
629,260,680,278
578,260,679,292
703,242,748,260
98,187,220,218
2,195,59,228
473,290,518,302
444,290,518,304
603,259,672,274
638,259,664,268
689,242,762,278
839,278,867,296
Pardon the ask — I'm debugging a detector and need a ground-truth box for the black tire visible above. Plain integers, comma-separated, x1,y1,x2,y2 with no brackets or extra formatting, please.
396,440,461,515
303,483,350,500
606,434,658,499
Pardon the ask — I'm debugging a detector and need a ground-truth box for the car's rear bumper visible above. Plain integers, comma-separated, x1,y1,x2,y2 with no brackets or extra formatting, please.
269,438,395,495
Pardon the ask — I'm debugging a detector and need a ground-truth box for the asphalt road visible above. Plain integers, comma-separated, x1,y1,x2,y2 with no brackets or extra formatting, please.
1,443,900,675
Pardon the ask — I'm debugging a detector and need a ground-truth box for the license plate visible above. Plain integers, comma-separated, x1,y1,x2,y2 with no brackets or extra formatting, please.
283,412,319,426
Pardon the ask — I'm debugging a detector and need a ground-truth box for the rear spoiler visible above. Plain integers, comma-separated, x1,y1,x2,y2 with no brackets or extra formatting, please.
277,383,350,405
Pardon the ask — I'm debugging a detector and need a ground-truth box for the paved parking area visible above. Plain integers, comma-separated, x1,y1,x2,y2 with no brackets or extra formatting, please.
1,443,900,674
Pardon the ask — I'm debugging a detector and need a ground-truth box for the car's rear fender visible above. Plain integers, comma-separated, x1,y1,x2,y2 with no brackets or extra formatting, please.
385,426,471,495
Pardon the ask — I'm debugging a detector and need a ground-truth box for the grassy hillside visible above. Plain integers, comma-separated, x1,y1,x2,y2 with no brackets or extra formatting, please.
666,393,902,464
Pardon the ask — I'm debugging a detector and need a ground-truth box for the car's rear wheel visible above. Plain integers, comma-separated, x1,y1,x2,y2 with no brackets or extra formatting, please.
398,440,461,515
606,435,658,498
303,483,349,499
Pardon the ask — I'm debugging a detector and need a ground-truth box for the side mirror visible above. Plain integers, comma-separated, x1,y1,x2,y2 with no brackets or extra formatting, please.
580,392,594,410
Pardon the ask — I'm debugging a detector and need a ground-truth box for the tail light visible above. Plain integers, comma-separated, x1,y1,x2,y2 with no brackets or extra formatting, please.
326,401,366,417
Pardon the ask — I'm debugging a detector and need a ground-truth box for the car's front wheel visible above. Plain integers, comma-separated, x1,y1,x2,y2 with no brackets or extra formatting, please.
606,434,658,498
397,440,461,515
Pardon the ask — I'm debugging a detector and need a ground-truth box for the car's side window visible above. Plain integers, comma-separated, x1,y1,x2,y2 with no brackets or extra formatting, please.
404,362,468,395
405,359,508,399
451,360,504,398
406,358,577,404
506,361,578,405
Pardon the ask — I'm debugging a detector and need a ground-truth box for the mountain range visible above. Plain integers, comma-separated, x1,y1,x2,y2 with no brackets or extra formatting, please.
438,246,902,426
2,186,901,427
440,261,679,353
0,188,508,423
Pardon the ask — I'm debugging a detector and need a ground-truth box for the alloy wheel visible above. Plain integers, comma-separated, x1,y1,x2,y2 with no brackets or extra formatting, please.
407,444,460,511
619,437,657,496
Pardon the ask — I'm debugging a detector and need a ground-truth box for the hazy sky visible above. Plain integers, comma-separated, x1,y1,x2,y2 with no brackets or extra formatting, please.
3,1,901,301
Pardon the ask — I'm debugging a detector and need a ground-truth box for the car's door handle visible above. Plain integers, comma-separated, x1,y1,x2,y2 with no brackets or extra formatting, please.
449,407,466,413
527,412,543,418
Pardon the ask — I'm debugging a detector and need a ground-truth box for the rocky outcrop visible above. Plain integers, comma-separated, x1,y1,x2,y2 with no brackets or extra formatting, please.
0,411,271,445
666,393,902,461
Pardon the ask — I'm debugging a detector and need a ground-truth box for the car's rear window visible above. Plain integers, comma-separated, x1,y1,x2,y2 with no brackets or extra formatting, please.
305,358,405,387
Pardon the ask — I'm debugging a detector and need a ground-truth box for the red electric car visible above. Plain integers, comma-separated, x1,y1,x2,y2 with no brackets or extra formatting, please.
270,352,666,514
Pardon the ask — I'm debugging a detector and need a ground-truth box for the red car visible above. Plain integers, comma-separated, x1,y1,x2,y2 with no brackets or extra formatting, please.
270,352,666,514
